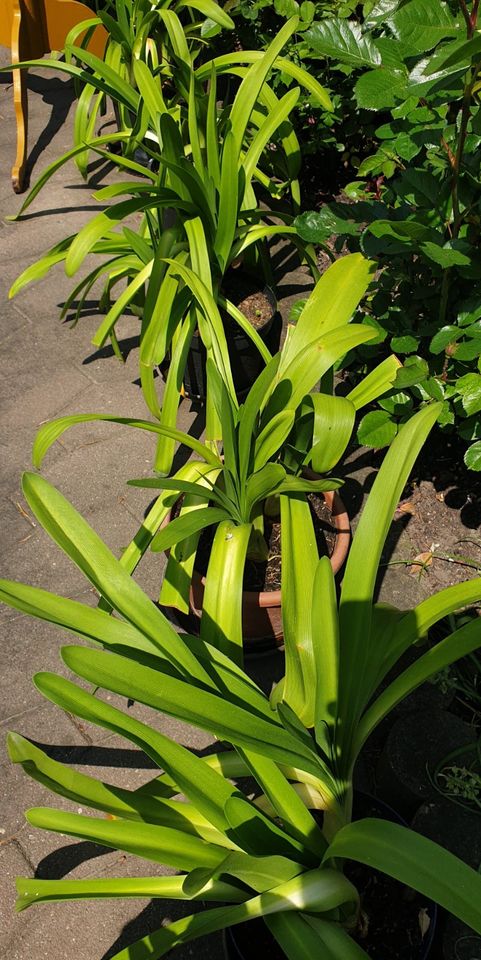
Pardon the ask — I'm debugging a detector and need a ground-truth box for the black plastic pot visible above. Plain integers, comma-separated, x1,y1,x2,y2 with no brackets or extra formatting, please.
183,289,281,402
224,793,437,960
376,709,476,820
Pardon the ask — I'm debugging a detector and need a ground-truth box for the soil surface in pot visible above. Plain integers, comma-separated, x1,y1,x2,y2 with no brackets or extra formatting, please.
222,272,275,331
193,494,337,591
344,860,431,959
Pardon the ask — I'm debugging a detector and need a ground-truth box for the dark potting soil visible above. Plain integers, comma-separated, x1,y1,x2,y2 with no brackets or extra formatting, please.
194,494,336,592
344,861,431,960
222,271,275,330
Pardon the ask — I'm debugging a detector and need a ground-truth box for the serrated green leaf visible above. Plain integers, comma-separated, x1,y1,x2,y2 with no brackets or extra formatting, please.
354,67,406,110
305,19,381,69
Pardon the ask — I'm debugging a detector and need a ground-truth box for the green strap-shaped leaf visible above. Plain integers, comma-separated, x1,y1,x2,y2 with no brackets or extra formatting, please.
279,495,319,728
224,794,312,864
356,617,481,755
196,52,332,110
106,867,357,960
200,521,252,665
265,324,376,424
132,58,166,139
99,460,217,615
230,224,298,264
0,580,159,656
21,473,210,683
234,748,327,859
336,403,442,771
218,294,273,365
4,56,138,110
159,469,221,613
214,130,239,272
279,254,376,372
238,354,281,485
324,818,481,935
26,806,228,871
34,671,236,831
157,8,191,63
275,477,342,495
16,874,244,913
312,557,339,761
346,355,401,410
379,577,481,682
8,733,232,846
65,193,178,280
10,236,75,297
32,414,219,469
253,411,296,472
162,258,237,403
244,463,286,517
229,18,299,160
149,506,231,552
242,87,300,190
91,258,154,345
60,645,321,775
178,0,235,29
308,394,355,474
267,912,369,960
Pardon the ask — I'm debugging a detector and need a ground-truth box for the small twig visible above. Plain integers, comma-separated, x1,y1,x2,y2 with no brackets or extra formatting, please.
10,499,36,528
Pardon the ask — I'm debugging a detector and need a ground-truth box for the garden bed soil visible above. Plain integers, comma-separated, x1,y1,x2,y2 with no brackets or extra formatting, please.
411,799,481,871
443,915,481,959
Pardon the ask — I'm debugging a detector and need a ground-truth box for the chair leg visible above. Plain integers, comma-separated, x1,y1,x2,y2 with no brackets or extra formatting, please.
11,3,28,193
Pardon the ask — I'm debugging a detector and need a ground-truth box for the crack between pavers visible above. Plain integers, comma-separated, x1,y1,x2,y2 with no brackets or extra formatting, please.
0,836,36,875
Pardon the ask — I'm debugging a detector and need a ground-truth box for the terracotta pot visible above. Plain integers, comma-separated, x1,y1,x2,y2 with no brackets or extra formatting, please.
165,487,350,650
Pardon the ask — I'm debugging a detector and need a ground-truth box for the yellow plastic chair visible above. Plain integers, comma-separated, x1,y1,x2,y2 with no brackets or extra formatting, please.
0,0,107,191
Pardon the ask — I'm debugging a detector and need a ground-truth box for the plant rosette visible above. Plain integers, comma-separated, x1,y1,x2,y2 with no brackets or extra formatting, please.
3,406,481,959
7,17,332,476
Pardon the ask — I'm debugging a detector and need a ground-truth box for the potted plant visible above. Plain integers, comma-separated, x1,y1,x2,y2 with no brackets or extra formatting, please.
8,17,331,473
3,402,481,958
26,254,401,654
62,0,236,176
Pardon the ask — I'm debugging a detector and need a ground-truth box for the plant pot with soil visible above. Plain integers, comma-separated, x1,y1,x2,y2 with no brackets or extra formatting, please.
185,482,350,648
225,793,438,960
181,278,281,402
4,405,481,960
